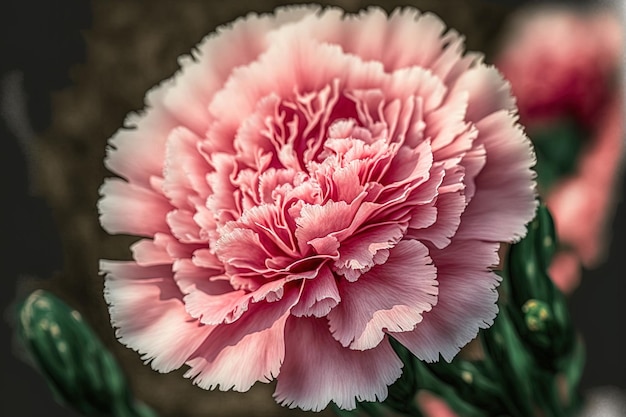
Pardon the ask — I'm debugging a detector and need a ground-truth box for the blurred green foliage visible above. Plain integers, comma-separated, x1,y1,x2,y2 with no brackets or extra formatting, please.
17,290,158,417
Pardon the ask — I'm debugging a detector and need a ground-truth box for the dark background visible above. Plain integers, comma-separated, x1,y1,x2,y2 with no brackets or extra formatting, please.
1,0,624,416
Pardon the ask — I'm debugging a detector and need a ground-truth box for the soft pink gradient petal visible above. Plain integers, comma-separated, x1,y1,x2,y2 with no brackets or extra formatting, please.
333,223,406,281
412,190,466,249
329,240,438,350
274,316,403,411
166,209,205,244
162,127,211,209
392,239,500,362
105,87,179,187
130,238,172,266
183,287,299,391
98,178,172,237
408,165,466,249
184,312,289,392
184,278,289,325
102,261,211,372
455,111,537,242
173,257,222,293
294,201,354,253
300,7,472,83
448,65,516,124
291,266,341,317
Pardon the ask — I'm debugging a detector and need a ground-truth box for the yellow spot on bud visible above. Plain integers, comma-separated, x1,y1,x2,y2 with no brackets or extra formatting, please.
461,371,473,384
527,317,539,331
50,323,61,337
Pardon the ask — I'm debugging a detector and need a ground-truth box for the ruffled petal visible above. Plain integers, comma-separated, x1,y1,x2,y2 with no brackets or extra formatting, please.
183,287,299,391
184,313,288,392
162,127,211,209
448,64,516,123
274,316,403,411
102,261,211,372
98,178,172,237
104,87,178,187
328,240,438,350
455,111,537,242
391,239,500,362
291,266,341,317
333,223,406,282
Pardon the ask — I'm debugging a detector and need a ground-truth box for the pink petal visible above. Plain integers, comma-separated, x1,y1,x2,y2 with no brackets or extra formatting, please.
307,8,464,77
425,90,471,155
184,278,288,325
411,191,466,249
184,312,289,392
205,152,240,222
459,144,486,203
101,261,211,372
214,227,273,272
381,138,433,187
334,223,406,282
391,239,500,362
294,201,354,253
98,178,172,237
383,67,446,112
291,266,341,317
166,209,204,244
104,87,178,187
448,65,516,123
406,164,465,249
162,127,211,209
130,238,171,266
162,5,322,136
173,257,223,293
274,316,403,411
183,287,300,391
328,239,438,350
455,111,537,242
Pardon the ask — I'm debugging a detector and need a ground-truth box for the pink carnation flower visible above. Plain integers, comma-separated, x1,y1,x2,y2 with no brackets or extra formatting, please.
99,6,536,411
496,6,622,127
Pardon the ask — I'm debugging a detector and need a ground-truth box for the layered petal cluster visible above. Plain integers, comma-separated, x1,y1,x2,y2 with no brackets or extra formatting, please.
99,6,536,411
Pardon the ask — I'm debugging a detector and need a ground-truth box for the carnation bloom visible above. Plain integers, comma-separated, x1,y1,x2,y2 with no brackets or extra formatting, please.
495,6,624,293
99,6,536,411
495,6,622,127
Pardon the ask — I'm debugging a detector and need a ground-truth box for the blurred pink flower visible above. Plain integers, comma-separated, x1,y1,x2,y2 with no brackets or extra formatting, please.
547,95,624,292
496,6,622,127
417,391,459,417
99,6,536,411
496,6,624,293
